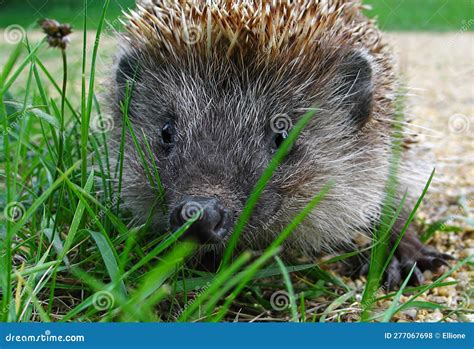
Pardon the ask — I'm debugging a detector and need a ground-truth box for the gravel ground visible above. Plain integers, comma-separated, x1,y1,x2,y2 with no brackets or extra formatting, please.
355,33,473,322
388,33,473,207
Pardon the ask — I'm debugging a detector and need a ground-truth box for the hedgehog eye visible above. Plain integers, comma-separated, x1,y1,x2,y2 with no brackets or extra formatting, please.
271,131,288,150
160,121,175,147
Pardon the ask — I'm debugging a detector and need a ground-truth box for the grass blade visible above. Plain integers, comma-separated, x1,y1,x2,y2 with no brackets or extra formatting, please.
212,181,332,321
382,263,417,322
274,256,298,322
221,108,317,267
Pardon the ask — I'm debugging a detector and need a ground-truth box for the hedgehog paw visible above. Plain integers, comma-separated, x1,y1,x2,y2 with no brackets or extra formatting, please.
384,234,454,291
343,233,453,291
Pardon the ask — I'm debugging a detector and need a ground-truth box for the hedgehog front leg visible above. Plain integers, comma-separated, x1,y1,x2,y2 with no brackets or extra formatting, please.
345,212,453,291
384,222,454,291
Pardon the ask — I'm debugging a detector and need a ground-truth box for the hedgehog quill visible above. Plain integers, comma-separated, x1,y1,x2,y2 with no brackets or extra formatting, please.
108,0,451,289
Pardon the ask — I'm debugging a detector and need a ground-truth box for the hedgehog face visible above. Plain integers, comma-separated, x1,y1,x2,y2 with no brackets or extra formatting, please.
111,46,383,252
113,53,297,246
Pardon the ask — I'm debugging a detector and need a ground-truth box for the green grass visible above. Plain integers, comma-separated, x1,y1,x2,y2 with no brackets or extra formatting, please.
364,0,473,31
0,0,134,30
0,0,472,31
0,2,472,323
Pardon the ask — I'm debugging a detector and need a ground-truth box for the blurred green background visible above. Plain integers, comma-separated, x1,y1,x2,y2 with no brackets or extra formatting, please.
0,0,472,31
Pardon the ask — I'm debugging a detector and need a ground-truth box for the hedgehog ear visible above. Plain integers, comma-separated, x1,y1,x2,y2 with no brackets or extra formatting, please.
116,54,140,87
336,51,374,128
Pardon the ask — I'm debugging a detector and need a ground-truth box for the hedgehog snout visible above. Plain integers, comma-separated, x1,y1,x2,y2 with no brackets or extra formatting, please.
169,196,232,244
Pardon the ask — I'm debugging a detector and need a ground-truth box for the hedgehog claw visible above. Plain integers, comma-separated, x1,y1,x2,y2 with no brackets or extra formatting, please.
385,235,452,289
408,264,425,286
385,256,401,291
359,261,370,276
344,233,453,290
385,258,425,291
416,255,450,270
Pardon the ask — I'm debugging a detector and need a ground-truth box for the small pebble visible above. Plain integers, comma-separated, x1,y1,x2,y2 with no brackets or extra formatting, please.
401,308,417,320
426,309,443,322
460,248,474,258
423,270,433,281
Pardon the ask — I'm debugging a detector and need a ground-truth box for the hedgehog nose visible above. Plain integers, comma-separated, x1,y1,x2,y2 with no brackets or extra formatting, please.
169,196,232,244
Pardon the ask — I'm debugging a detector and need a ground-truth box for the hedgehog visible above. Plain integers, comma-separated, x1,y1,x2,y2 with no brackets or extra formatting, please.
108,0,451,289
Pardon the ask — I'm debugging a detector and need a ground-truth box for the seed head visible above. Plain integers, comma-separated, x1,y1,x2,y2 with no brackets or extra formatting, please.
39,19,72,49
